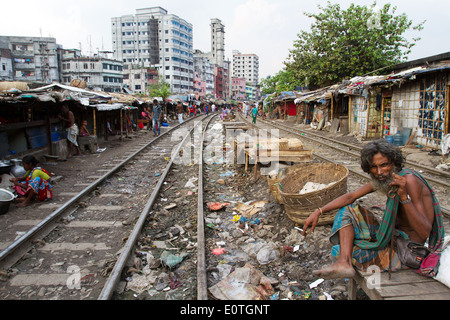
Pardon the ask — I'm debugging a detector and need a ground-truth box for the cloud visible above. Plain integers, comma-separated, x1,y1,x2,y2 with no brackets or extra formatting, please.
229,0,284,52
227,0,288,79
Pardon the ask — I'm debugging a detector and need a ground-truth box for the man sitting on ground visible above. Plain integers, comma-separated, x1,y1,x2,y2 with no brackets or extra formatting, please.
302,139,445,279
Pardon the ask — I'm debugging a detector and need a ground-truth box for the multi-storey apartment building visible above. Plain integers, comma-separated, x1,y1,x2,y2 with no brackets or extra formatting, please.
231,77,246,100
193,50,215,97
60,49,124,92
111,7,194,94
0,36,60,84
193,71,206,98
0,49,13,81
122,64,159,94
232,50,259,87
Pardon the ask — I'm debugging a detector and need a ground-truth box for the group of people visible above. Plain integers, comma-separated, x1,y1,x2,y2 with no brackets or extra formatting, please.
6,101,446,284
176,101,216,124
140,100,163,136
242,103,263,124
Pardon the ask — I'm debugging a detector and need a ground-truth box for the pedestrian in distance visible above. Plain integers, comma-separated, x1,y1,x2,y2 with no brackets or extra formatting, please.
251,105,258,124
152,99,163,136
57,103,82,158
176,101,184,124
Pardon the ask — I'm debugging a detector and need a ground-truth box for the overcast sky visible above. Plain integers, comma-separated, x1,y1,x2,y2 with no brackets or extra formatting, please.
1,0,449,80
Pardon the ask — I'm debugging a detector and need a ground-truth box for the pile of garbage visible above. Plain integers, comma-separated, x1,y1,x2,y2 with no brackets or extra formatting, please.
118,124,351,300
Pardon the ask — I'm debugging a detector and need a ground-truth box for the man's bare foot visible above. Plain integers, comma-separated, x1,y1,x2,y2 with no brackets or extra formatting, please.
312,262,356,279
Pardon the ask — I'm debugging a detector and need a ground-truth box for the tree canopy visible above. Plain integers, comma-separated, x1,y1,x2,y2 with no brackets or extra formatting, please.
283,1,424,88
148,79,173,102
259,69,300,96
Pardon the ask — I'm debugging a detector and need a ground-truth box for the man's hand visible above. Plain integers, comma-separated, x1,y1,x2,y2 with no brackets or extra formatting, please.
302,209,321,236
391,173,408,201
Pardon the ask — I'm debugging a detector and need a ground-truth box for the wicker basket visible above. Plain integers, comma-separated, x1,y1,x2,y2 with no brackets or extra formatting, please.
267,163,308,204
278,163,348,225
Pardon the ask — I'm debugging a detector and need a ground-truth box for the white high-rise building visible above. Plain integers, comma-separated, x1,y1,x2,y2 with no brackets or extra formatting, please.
210,18,225,68
111,7,194,93
232,50,259,87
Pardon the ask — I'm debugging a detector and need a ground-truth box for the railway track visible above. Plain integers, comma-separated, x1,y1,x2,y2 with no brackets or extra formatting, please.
0,115,215,300
238,114,450,218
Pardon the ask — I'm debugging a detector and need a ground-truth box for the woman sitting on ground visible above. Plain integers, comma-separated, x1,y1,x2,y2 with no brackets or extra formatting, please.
10,155,53,207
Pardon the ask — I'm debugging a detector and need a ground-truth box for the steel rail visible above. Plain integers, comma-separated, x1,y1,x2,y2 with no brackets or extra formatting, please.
196,115,217,300
0,118,194,269
98,115,214,300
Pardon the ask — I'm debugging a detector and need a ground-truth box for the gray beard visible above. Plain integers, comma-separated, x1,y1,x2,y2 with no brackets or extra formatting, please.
370,173,394,196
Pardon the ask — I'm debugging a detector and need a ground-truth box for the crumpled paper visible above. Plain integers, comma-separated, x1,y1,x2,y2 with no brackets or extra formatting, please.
209,263,275,300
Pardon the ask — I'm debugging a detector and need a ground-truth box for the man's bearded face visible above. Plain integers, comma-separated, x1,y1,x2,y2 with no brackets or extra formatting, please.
369,153,395,195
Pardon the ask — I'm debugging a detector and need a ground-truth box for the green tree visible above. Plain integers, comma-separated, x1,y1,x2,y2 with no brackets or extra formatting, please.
284,1,425,87
148,79,173,115
148,79,173,102
260,69,301,96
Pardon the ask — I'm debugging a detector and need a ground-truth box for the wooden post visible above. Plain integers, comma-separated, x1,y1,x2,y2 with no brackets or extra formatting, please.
331,96,334,122
381,95,385,138
365,97,370,138
120,109,123,140
93,109,97,136
446,86,450,134
45,114,53,155
348,96,352,133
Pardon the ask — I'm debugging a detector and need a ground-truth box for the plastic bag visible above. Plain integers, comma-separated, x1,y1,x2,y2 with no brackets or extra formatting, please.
207,202,230,211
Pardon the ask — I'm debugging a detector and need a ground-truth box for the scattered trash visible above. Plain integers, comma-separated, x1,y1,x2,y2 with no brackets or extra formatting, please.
126,274,151,294
160,251,189,269
184,177,198,188
206,223,218,230
216,263,233,280
212,247,226,255
154,272,170,291
220,171,235,177
164,203,177,210
270,292,280,300
231,214,241,222
209,263,275,300
207,202,230,211
322,292,334,300
236,200,268,218
309,278,324,289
